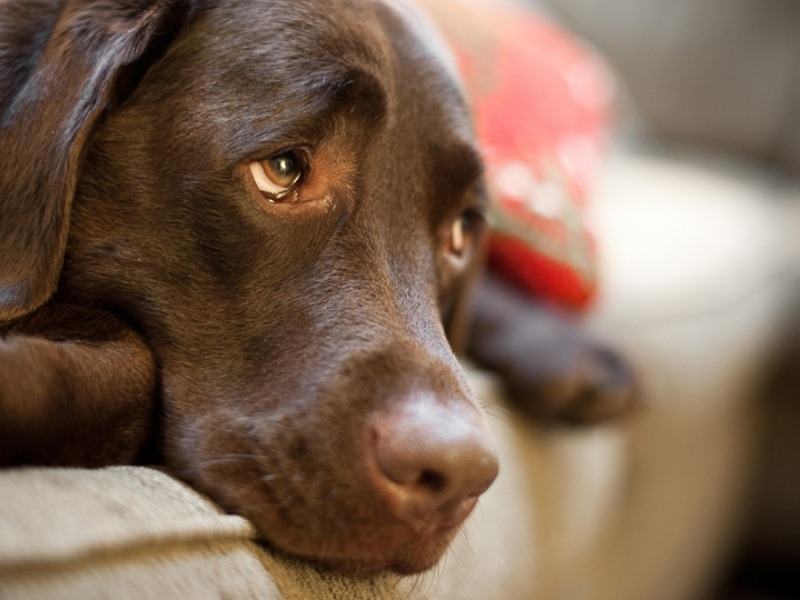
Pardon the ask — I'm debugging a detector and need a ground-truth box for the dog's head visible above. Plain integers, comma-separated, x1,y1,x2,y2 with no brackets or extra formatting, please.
0,0,497,572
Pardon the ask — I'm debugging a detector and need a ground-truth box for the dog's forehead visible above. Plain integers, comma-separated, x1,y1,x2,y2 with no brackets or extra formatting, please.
208,0,460,76
186,0,470,127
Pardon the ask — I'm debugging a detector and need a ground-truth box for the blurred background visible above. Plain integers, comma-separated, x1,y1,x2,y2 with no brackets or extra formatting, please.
526,0,800,597
529,2,800,598
427,0,800,598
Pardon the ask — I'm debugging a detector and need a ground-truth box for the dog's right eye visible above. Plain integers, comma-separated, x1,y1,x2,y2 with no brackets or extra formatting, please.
249,150,306,202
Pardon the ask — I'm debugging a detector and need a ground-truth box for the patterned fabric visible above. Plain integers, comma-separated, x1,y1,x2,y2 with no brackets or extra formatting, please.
448,4,613,310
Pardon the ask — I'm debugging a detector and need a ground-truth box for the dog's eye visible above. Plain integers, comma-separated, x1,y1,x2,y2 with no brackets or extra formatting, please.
249,150,306,201
448,209,484,260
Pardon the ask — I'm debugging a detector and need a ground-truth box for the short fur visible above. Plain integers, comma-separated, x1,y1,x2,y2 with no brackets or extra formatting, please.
0,0,636,573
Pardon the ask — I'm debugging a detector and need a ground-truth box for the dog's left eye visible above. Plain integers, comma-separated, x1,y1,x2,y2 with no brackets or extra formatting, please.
448,208,485,260
249,150,306,201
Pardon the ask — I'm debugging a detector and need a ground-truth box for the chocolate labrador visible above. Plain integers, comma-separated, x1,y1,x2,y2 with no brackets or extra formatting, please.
0,0,634,574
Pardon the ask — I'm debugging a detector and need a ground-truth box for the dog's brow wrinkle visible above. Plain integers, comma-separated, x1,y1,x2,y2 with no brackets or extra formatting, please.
238,66,388,153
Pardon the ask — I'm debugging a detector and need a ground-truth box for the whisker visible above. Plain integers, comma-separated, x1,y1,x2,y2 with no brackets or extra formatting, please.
482,403,515,426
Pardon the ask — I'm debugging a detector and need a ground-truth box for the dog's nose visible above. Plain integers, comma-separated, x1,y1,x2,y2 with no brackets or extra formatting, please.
370,397,498,530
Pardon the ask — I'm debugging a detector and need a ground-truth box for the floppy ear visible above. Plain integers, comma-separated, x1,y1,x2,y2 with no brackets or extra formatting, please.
0,0,189,322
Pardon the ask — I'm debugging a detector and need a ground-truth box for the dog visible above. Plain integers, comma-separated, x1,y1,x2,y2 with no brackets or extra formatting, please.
0,0,635,574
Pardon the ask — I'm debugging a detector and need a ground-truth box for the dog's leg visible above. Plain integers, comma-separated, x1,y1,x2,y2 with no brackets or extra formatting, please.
0,305,156,466
467,273,638,424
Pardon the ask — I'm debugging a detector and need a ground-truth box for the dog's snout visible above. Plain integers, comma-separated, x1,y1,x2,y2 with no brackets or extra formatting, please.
369,397,498,530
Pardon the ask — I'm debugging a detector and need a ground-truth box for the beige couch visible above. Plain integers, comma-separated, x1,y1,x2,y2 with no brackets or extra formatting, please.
2,134,797,597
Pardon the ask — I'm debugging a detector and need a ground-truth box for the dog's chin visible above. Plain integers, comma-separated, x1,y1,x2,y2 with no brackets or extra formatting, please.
287,529,458,575
311,551,447,576
256,516,462,576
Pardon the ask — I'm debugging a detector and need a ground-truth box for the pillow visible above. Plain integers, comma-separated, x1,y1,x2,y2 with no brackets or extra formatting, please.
432,0,614,310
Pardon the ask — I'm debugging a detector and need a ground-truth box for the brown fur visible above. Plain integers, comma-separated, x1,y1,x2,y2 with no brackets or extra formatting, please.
0,0,635,574
0,0,495,573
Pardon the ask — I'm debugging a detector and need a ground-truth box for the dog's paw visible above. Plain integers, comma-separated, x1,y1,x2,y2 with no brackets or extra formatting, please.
468,275,639,425
500,335,638,424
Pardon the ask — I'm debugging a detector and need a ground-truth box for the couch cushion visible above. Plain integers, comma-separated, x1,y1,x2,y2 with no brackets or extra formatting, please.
0,467,282,599
0,467,253,568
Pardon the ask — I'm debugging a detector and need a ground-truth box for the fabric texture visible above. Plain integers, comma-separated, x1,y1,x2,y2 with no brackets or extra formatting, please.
0,467,278,599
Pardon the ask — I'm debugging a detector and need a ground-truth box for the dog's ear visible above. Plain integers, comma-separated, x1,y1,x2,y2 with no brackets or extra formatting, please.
0,0,190,322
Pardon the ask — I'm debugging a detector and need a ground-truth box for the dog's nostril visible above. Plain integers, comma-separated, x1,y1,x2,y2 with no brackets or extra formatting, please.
370,397,499,527
416,469,447,494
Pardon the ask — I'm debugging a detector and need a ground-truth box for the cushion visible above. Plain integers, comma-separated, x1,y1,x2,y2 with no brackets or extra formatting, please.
429,0,613,310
